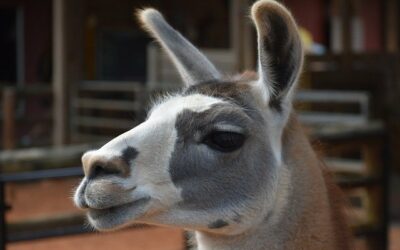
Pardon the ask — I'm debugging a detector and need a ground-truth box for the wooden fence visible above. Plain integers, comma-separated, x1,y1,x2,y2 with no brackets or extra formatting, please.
0,85,52,150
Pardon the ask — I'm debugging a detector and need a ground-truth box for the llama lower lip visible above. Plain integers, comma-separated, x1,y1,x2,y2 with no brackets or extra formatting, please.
88,197,151,220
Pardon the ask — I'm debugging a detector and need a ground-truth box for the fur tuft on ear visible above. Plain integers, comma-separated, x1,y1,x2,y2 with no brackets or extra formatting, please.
136,8,221,86
136,8,164,34
137,8,160,23
251,0,303,111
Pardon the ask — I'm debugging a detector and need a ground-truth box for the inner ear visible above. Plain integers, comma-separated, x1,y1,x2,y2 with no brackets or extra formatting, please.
251,0,303,108
261,12,299,95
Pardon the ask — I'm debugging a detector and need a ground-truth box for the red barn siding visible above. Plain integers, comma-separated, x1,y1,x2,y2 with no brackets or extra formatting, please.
283,0,327,44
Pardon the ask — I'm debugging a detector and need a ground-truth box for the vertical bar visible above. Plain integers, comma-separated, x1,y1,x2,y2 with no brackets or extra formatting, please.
242,0,256,70
363,139,387,249
331,0,343,53
16,7,25,87
341,0,352,55
230,0,243,71
0,181,6,250
385,0,399,53
52,0,68,146
351,0,364,52
147,44,159,91
2,88,17,150
53,0,84,145
381,133,390,250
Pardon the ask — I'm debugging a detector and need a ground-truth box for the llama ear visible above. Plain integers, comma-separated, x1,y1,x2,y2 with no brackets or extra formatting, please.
138,9,221,86
251,0,303,110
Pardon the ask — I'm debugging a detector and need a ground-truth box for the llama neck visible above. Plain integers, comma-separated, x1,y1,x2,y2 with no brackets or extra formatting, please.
195,115,349,250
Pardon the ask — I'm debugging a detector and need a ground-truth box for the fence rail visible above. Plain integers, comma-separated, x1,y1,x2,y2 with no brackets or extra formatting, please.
0,85,52,150
0,143,91,250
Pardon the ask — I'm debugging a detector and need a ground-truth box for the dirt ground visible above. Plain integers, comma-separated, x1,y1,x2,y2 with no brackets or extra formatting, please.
7,225,400,250
9,227,185,250
4,178,400,250
6,225,400,250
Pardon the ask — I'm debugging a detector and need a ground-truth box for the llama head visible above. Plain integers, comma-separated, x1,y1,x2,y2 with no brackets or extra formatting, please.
74,0,303,235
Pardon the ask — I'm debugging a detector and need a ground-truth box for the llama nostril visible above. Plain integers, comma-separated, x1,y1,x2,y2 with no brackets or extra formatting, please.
89,162,121,179
92,164,107,178
83,153,131,178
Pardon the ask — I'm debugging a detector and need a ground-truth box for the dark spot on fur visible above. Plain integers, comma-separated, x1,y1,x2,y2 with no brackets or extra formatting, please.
121,146,138,165
208,219,229,229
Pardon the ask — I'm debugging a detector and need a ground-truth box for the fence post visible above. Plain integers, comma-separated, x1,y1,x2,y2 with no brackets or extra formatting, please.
0,181,6,250
1,88,16,249
2,88,16,150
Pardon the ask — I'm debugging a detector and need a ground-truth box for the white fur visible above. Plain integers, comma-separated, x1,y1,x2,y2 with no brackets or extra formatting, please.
77,94,226,220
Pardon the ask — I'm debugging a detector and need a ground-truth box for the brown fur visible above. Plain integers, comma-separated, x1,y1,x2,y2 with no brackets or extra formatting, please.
187,71,352,249
323,165,352,249
282,114,352,249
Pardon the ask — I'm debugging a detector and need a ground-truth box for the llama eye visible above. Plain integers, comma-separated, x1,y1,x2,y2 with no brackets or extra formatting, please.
203,131,245,152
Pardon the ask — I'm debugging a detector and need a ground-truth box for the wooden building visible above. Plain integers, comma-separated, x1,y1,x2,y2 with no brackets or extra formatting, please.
0,0,398,143
0,0,399,248
0,0,398,146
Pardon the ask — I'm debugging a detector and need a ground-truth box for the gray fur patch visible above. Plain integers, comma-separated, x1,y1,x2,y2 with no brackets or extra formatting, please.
168,101,276,212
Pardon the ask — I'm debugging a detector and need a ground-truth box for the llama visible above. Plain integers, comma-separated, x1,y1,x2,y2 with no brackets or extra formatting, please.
74,1,351,249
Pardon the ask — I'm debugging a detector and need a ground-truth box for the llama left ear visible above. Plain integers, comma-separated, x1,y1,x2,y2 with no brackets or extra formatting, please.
138,9,221,86
251,0,303,110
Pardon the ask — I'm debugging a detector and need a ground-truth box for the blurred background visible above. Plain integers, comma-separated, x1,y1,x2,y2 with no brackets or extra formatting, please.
0,0,399,249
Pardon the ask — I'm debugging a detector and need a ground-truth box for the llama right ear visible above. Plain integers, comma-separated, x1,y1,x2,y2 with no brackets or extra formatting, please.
251,0,303,110
137,9,221,86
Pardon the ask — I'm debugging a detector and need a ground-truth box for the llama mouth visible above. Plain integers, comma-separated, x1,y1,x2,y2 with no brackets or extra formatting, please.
87,197,151,229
